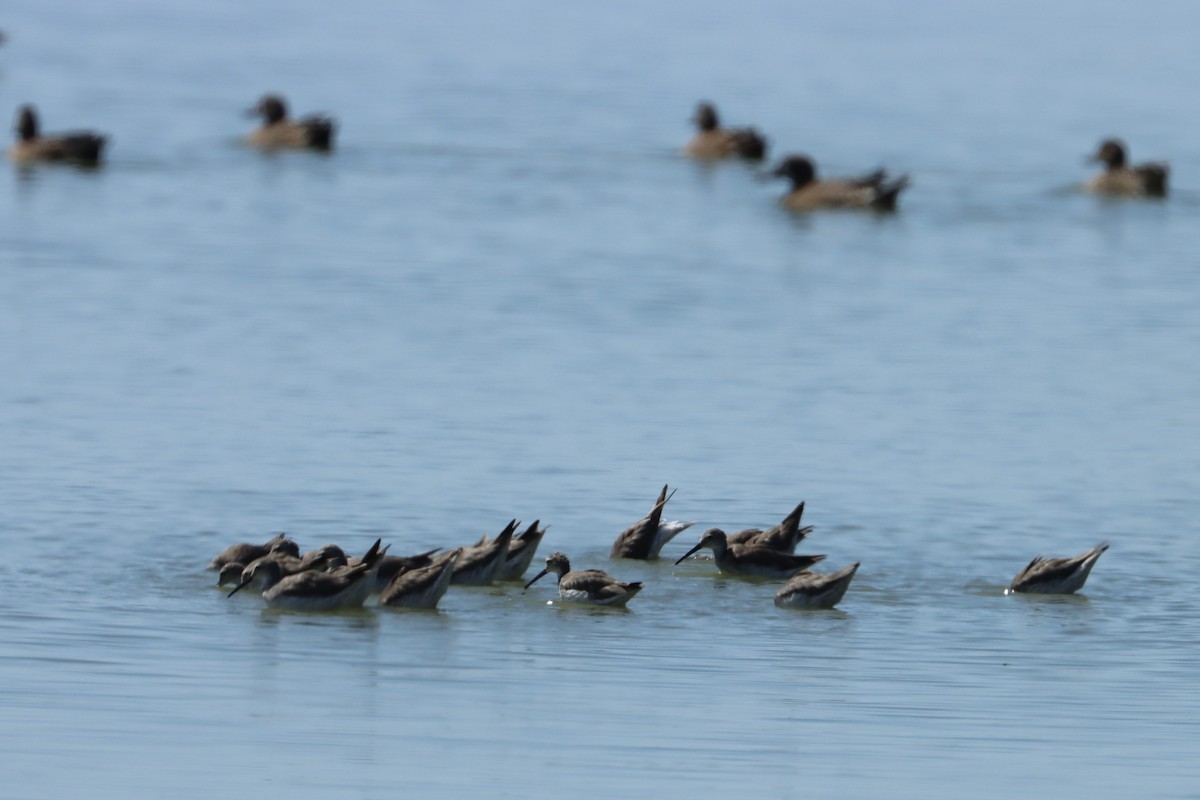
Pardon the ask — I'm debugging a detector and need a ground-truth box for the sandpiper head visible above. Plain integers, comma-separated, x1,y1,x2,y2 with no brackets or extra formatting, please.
770,154,817,188
675,528,727,564
228,557,283,597
1091,138,1127,169
693,102,719,132
523,551,571,590
249,94,288,124
15,105,38,141
217,562,245,588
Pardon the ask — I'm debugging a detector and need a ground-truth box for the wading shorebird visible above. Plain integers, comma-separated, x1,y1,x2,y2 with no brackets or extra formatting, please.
491,520,548,581
1085,139,1168,197
774,562,860,609
684,102,767,161
379,550,461,610
675,528,825,578
610,485,696,560
524,552,643,607
9,105,107,166
227,539,383,611
769,154,909,212
451,520,516,585
727,501,812,553
209,532,295,571
244,94,335,151
1007,542,1109,595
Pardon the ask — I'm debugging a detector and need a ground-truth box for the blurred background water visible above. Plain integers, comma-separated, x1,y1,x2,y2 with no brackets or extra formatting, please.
2,0,1199,797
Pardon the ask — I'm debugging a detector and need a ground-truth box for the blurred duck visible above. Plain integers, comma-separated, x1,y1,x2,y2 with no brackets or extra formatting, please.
684,102,767,160
9,105,107,166
451,520,516,585
1007,542,1109,595
769,154,908,211
209,532,295,571
726,501,812,554
379,550,461,609
524,551,643,607
245,94,335,151
1085,139,1167,197
675,528,825,579
774,562,860,609
228,539,383,610
610,484,697,560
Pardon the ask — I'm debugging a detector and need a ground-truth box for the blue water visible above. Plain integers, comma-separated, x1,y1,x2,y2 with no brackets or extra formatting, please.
3,1,1200,797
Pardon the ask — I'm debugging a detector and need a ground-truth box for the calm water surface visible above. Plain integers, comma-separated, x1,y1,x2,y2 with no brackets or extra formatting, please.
2,1,1199,797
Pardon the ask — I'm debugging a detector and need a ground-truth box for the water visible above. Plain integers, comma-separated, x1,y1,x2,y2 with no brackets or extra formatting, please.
3,0,1200,797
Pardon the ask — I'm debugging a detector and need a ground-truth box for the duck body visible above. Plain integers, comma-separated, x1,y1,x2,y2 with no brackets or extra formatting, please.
524,552,643,607
774,562,860,609
1008,542,1109,595
246,94,335,151
684,102,767,161
771,154,908,211
9,105,107,166
1086,139,1167,197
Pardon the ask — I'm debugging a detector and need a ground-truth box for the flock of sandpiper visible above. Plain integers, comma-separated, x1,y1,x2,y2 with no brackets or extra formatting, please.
211,484,1110,613
7,90,1169,209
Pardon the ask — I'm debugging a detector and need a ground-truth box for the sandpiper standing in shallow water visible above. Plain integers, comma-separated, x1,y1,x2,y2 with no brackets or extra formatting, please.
524,552,643,607
227,539,383,611
675,528,825,578
379,550,461,609
726,501,812,553
1007,542,1109,595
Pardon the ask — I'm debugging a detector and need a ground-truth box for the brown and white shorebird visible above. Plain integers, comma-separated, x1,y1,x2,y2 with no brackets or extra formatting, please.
227,539,383,611
490,520,548,581
524,552,643,607
451,520,517,585
610,485,696,560
774,562,860,609
209,532,296,571
726,501,812,554
379,550,461,609
1006,542,1109,595
675,528,825,578
1085,139,1167,197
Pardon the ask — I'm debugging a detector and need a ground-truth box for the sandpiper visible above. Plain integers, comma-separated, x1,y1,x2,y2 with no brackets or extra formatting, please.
524,552,643,607
227,538,383,610
451,520,516,585
610,484,696,560
379,550,461,609
675,528,825,578
727,501,812,553
492,520,548,581
774,562,860,609
209,532,295,571
1007,542,1109,595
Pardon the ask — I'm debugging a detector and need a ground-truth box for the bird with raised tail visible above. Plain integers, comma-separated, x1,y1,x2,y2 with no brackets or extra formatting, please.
610,484,696,560
774,562,860,609
676,528,825,578
1007,542,1109,595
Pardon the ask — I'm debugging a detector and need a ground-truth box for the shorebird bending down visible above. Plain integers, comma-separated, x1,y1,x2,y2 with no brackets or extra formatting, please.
1007,542,1109,595
379,550,461,609
774,562,860,609
227,539,383,611
610,484,696,560
727,501,812,553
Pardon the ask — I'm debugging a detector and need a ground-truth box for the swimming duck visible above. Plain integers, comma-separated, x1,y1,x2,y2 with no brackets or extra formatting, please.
1007,542,1109,595
774,562,860,609
769,154,909,211
8,105,107,166
684,102,767,161
245,94,335,151
1085,139,1167,197
610,484,697,560
726,501,812,554
524,551,643,607
675,528,825,578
